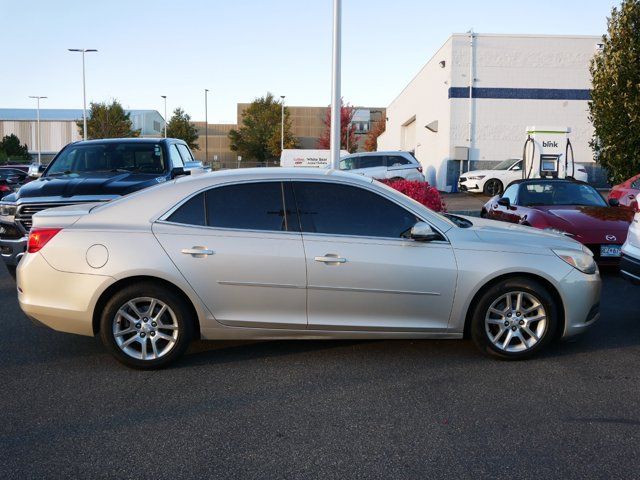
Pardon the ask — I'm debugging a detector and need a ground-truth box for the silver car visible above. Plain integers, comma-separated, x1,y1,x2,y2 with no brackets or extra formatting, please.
17,169,601,369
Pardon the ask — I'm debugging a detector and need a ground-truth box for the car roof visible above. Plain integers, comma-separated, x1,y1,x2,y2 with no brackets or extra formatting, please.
70,138,186,146
175,167,375,185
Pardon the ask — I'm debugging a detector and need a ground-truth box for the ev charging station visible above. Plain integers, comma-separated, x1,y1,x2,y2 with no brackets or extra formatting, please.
521,126,581,181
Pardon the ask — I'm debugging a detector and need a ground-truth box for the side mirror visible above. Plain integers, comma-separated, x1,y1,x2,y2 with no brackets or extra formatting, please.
171,167,191,178
608,197,620,207
410,221,440,242
497,197,511,207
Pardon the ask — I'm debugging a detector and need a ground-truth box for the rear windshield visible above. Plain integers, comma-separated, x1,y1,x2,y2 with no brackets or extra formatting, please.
519,182,607,207
47,143,167,176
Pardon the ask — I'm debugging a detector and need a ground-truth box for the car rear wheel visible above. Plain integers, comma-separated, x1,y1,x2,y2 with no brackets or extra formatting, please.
483,179,503,196
99,282,194,369
471,277,557,359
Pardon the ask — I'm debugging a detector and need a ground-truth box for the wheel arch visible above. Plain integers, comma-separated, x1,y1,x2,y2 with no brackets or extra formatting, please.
462,272,565,340
92,275,201,339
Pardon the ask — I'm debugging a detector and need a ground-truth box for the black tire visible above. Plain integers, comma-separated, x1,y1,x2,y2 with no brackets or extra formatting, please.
99,282,194,369
471,277,557,360
6,265,16,281
480,208,487,218
483,179,503,196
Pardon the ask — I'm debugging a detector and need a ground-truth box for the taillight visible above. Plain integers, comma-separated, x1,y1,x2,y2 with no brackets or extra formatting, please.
417,166,423,173
0,185,9,192
27,228,62,253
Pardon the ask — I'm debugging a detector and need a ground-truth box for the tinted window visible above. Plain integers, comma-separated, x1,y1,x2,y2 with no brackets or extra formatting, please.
47,143,166,175
169,144,184,168
167,192,206,226
518,182,606,207
632,178,640,190
358,156,385,169
177,144,194,163
387,156,410,166
206,182,297,232
292,182,418,238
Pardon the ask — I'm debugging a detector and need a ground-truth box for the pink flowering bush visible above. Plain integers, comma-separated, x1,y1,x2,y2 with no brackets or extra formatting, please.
382,179,447,212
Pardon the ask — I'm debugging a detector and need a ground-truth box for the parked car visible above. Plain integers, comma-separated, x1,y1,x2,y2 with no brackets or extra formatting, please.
339,151,425,182
0,165,30,182
609,173,640,211
459,159,588,196
0,138,195,276
621,212,640,284
481,179,634,266
18,169,600,369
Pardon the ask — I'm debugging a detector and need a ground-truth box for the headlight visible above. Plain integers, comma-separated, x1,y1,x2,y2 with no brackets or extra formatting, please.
0,203,17,217
544,227,574,237
552,248,597,274
467,175,485,180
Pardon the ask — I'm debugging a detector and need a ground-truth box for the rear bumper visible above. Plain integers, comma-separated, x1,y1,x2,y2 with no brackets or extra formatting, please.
620,253,640,284
17,252,114,336
0,235,27,267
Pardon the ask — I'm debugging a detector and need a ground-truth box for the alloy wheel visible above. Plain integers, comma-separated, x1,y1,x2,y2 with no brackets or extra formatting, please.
112,297,179,361
484,291,547,353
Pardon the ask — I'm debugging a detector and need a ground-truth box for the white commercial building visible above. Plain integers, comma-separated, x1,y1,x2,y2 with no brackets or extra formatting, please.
377,33,603,191
0,109,165,162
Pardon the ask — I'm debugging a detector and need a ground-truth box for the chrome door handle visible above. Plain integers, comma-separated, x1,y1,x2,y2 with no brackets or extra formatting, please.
314,254,347,264
181,246,214,258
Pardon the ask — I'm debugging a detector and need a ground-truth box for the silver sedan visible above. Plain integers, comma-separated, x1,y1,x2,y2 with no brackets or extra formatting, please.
17,169,601,368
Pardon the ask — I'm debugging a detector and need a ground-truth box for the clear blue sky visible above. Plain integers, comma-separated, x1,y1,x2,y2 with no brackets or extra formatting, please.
1,0,619,123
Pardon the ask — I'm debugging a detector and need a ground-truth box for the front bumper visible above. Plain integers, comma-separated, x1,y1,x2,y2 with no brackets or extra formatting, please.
560,267,601,338
458,179,481,193
0,234,27,267
620,253,640,284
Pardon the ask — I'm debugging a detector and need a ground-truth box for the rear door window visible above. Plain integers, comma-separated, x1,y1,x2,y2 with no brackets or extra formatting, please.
358,156,385,169
386,156,411,167
177,144,194,164
292,181,418,238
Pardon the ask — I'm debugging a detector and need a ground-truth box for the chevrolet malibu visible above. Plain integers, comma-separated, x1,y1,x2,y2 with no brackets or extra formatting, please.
17,169,601,369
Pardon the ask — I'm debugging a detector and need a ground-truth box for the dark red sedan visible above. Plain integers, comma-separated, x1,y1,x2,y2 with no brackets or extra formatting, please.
481,179,635,266
609,173,640,211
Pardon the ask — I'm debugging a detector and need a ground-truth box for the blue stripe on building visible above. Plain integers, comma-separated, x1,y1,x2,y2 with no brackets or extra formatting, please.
448,87,591,100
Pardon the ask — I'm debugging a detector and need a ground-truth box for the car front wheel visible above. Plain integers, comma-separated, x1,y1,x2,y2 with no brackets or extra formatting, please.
99,282,194,369
483,179,503,196
471,277,557,359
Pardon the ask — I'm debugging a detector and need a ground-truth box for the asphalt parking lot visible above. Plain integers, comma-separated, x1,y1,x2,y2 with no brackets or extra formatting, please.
1,261,639,479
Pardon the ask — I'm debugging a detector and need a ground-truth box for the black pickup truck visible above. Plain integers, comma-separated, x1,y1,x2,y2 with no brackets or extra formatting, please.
0,138,197,275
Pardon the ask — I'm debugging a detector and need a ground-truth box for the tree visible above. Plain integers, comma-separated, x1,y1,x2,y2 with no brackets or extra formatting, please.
589,0,640,184
77,100,140,139
0,134,31,164
166,108,200,150
228,93,297,162
363,117,386,152
316,99,357,153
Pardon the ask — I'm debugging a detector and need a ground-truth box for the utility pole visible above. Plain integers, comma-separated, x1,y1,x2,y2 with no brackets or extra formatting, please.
280,95,286,152
205,89,209,164
68,48,97,141
329,0,342,169
28,96,47,165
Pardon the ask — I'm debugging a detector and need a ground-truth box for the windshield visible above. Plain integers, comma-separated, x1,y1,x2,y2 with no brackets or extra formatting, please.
493,159,519,170
47,143,166,176
519,182,607,207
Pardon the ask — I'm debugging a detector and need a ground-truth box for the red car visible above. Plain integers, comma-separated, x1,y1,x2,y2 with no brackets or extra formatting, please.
481,179,635,266
609,173,640,211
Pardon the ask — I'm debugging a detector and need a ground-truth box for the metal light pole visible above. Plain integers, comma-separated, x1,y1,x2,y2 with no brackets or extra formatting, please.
280,95,285,152
28,96,47,165
161,96,167,138
329,0,342,169
68,48,97,141
205,89,209,164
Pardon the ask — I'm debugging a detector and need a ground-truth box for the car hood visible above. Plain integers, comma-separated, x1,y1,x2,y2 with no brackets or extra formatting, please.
13,171,166,201
534,206,634,233
462,169,495,178
455,215,584,253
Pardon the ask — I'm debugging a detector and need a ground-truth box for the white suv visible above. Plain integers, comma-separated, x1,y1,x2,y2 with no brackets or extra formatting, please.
339,151,425,182
621,212,640,284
